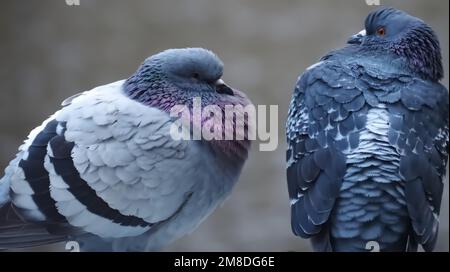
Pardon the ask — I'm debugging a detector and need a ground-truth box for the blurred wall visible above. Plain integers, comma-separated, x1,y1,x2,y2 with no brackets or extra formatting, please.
0,0,448,251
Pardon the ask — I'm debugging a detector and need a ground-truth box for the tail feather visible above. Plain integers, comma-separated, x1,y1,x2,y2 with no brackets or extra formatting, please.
0,202,69,250
0,143,72,250
310,224,333,252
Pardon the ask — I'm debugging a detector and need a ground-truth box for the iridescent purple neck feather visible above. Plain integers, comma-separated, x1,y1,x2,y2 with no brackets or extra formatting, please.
123,48,252,162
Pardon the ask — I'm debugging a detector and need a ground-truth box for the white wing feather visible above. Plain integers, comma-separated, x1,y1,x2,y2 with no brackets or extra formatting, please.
46,80,204,237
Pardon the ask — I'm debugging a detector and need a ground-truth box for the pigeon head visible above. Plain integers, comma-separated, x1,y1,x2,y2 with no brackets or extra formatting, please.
125,48,234,101
156,48,232,95
348,7,443,81
124,48,252,160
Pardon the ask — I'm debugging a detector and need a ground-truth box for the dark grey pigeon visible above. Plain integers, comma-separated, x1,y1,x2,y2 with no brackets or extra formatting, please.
286,7,448,252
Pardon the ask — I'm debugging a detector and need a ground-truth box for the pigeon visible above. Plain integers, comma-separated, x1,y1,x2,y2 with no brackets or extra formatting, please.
0,48,252,251
286,7,448,252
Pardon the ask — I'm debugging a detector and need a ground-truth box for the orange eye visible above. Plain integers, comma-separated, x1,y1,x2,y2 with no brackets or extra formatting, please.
376,27,386,36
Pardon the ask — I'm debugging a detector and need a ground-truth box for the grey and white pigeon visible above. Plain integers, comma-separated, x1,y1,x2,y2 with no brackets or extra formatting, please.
286,7,448,252
0,48,252,251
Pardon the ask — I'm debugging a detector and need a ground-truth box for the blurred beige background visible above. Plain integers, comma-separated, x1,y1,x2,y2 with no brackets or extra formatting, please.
0,0,448,252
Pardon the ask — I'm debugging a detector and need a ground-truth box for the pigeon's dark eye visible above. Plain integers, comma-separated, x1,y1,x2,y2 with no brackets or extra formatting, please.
376,27,386,36
192,72,200,80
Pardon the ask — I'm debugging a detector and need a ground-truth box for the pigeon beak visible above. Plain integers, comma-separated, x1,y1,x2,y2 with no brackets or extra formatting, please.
215,79,234,96
347,29,366,45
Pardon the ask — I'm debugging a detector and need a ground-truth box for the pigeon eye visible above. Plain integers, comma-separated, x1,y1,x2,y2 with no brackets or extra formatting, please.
376,27,386,36
192,72,200,80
